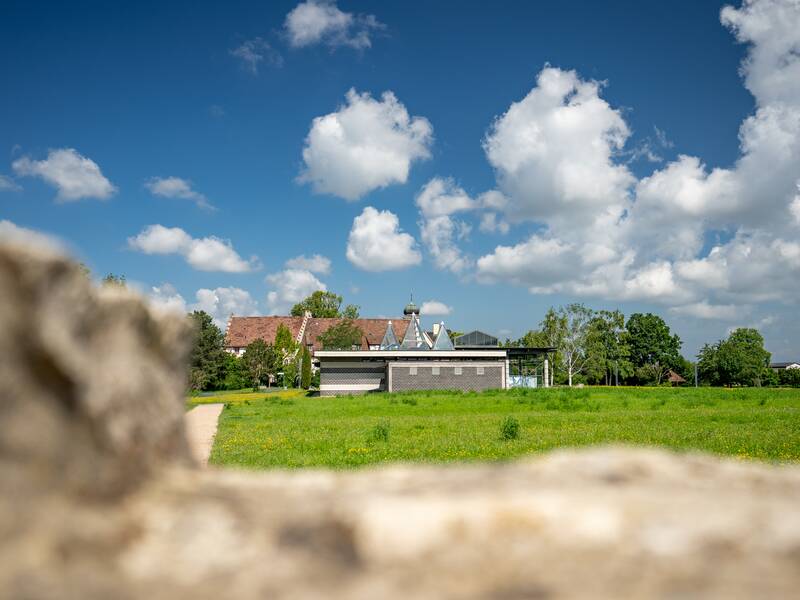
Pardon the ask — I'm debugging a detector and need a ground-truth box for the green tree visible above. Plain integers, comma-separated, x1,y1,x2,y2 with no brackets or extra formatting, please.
341,303,360,319
221,352,249,390
543,304,594,387
697,342,721,386
779,368,800,387
585,310,632,385
517,330,550,347
290,290,361,319
716,328,771,386
102,273,126,287
274,323,298,364
241,339,276,387
283,359,298,388
300,345,312,389
625,313,682,383
290,291,343,318
674,356,695,384
188,310,226,391
539,308,566,385
319,320,364,350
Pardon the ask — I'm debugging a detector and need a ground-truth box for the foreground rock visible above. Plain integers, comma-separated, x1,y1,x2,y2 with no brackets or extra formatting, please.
1,241,799,598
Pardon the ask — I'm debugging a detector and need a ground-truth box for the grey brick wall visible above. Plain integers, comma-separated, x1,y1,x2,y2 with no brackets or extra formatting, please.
390,364,503,392
320,363,386,396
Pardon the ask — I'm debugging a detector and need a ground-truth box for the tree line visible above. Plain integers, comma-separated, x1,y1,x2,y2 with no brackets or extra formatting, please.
184,292,790,390
505,303,786,387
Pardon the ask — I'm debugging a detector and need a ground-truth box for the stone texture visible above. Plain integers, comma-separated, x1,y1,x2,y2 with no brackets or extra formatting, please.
2,241,800,599
0,241,194,500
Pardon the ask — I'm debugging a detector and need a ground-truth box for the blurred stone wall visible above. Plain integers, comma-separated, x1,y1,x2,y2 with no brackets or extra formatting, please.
1,241,799,599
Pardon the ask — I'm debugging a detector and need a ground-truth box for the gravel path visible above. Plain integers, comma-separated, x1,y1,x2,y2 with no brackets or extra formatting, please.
185,404,224,467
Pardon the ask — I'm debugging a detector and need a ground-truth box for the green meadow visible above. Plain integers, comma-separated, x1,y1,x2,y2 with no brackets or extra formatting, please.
204,387,800,468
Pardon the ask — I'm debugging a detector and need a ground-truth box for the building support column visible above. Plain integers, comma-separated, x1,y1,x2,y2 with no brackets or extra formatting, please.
504,358,510,389
543,358,549,388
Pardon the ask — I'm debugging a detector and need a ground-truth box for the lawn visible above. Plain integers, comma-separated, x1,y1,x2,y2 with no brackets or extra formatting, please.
207,387,800,468
186,388,302,410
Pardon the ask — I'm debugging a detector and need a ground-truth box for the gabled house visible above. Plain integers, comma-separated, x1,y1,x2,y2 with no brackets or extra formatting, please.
224,312,411,356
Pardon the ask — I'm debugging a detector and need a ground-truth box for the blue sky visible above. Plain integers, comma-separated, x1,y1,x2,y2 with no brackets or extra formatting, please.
2,0,799,359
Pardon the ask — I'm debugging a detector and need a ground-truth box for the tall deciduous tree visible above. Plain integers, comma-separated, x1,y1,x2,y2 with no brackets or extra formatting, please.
539,308,566,385
273,323,298,366
221,352,249,390
290,290,360,318
188,310,226,391
585,310,632,385
719,328,771,386
341,303,361,319
300,345,312,389
290,291,342,317
557,303,594,387
242,339,276,387
319,320,363,350
625,313,682,383
697,342,721,386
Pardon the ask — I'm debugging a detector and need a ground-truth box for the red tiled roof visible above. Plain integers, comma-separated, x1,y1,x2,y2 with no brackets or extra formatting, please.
303,318,410,351
224,316,305,348
224,315,410,351
667,370,686,383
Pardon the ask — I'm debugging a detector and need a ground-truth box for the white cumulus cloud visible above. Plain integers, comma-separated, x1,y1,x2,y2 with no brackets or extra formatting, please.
147,284,260,327
483,66,635,226
12,148,116,201
145,176,214,210
128,224,258,273
285,253,331,274
414,178,509,273
148,283,188,315
670,301,748,321
346,206,421,271
285,0,384,49
266,268,327,315
420,300,452,316
299,89,433,200
194,287,260,327
474,0,800,333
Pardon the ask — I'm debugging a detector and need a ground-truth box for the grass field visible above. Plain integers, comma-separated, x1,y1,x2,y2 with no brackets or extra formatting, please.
205,387,800,468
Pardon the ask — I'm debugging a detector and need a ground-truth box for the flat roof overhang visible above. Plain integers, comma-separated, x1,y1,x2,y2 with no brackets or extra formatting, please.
315,350,508,359
506,347,556,357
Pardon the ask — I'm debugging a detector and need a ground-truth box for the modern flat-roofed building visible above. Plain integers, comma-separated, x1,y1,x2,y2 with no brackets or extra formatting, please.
224,297,552,395
317,306,552,396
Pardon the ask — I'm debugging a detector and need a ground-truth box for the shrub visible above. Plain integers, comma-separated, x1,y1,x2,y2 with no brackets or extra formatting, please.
500,416,520,440
300,346,312,389
369,420,390,443
779,368,800,387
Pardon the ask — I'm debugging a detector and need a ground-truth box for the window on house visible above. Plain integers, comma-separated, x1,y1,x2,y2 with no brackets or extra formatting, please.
409,366,417,375
476,366,484,375
432,366,440,375
454,366,462,375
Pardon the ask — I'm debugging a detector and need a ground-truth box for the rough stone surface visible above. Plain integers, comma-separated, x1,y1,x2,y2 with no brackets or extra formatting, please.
2,241,800,598
0,241,194,499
